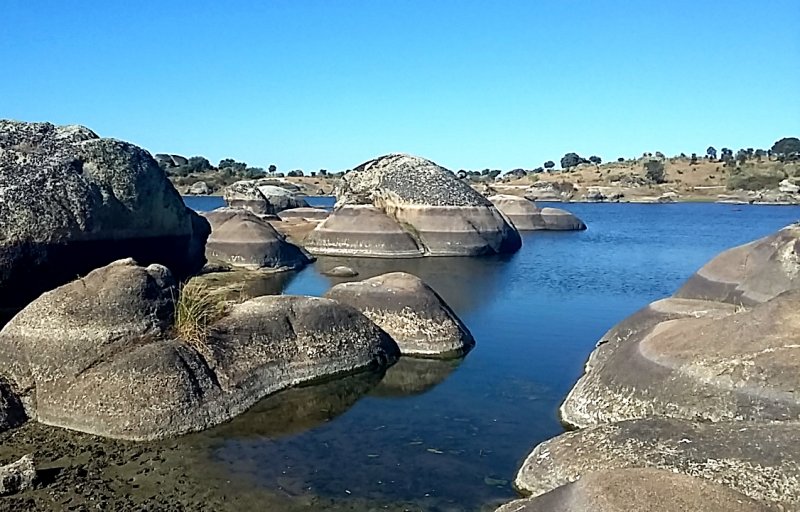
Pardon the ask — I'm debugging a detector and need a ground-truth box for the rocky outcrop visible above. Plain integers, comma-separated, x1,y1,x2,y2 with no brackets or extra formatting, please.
223,179,309,215
187,181,210,195
304,154,521,257
276,207,330,221
0,259,399,440
499,468,770,512
202,208,312,271
322,266,358,277
513,417,800,506
0,454,36,496
674,223,800,305
489,195,586,231
0,120,210,310
325,272,474,358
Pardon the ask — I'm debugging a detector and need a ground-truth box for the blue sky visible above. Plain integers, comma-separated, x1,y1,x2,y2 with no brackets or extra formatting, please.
2,1,799,172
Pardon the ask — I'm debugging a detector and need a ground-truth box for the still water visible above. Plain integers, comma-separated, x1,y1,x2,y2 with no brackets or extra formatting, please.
184,197,800,510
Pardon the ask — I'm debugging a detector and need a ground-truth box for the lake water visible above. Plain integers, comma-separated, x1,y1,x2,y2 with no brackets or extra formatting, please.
182,197,800,511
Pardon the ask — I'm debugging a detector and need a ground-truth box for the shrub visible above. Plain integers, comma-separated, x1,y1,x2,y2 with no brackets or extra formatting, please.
644,159,666,183
172,282,227,349
727,166,787,190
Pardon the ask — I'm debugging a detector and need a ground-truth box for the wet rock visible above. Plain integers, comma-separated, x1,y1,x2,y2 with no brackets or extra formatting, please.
276,207,330,221
0,259,399,440
322,266,359,277
202,208,312,271
489,195,585,231
498,468,770,512
305,154,521,257
0,454,36,496
222,180,309,215
326,272,474,358
0,120,210,310
513,417,800,507
674,223,800,305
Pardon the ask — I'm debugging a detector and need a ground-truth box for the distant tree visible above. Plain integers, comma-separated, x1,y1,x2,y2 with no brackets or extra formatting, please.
617,157,625,162
456,170,468,179
268,164,277,175
481,169,490,176
186,156,212,173
771,137,800,159
532,166,544,173
310,171,317,177
287,169,305,177
218,158,236,169
720,148,734,166
274,172,285,178
735,149,748,165
318,169,328,176
644,159,666,183
706,146,717,160
560,153,584,170
754,149,766,162
588,155,602,165
543,160,556,170
243,167,264,178
690,153,698,165
679,153,687,158
654,151,665,159
488,169,502,179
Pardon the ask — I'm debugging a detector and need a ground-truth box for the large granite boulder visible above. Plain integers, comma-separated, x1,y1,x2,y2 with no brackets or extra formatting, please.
0,120,210,310
223,179,309,215
489,194,586,231
0,454,36,496
325,272,474,358
674,223,800,305
304,154,521,257
513,417,800,507
0,259,399,439
498,468,770,512
202,208,312,271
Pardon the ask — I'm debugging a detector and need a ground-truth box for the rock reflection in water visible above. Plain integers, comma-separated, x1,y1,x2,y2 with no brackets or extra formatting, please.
371,357,463,398
310,254,516,315
193,268,299,301
203,369,384,439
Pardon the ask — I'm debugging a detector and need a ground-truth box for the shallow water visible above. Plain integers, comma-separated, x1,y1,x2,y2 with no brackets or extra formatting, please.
173,198,800,510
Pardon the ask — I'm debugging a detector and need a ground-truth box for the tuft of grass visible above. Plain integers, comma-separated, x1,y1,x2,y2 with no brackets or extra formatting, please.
172,282,227,350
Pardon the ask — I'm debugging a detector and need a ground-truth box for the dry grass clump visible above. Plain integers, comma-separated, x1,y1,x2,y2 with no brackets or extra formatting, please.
172,281,227,349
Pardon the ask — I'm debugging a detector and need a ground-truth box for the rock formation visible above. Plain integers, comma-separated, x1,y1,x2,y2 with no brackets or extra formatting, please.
202,208,312,271
325,272,474,358
0,120,210,310
489,194,586,231
223,179,309,215
304,154,521,257
0,259,399,440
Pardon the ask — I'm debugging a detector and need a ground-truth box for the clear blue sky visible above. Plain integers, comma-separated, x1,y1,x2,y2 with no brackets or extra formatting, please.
3,1,798,172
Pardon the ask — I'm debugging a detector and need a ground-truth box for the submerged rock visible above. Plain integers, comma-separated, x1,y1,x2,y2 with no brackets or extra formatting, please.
0,120,210,310
223,180,309,215
202,208,312,271
322,265,359,277
513,417,800,506
0,454,36,496
498,468,770,512
0,259,399,440
325,272,474,358
304,154,521,257
489,195,586,231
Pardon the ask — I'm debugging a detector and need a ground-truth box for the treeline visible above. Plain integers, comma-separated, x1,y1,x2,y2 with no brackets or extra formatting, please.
154,154,343,180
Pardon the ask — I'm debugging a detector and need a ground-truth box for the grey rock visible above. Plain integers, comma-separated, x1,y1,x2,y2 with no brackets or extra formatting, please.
223,179,309,215
306,154,521,257
490,195,586,231
0,454,36,496
779,179,799,194
202,208,312,270
154,154,188,168
187,181,210,195
0,259,399,440
0,120,209,310
538,207,587,230
498,468,770,512
277,207,330,221
325,272,474,358
322,265,359,277
675,223,800,305
513,417,800,507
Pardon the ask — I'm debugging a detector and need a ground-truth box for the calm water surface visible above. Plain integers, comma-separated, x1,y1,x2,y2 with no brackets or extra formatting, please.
184,196,800,510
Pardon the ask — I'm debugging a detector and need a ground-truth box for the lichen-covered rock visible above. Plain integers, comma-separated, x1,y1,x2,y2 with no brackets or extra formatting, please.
497,468,770,512
325,272,474,358
0,120,209,310
305,154,521,257
674,223,800,305
0,259,399,440
223,179,309,215
513,417,800,507
489,195,586,231
202,208,312,271
0,454,36,496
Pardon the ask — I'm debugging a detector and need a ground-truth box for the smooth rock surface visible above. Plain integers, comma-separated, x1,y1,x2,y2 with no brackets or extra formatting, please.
514,417,800,506
202,208,312,270
674,223,800,305
497,468,770,512
0,259,399,440
325,272,474,358
277,207,330,221
223,179,309,215
306,154,521,257
0,120,210,309
322,265,359,277
489,195,586,231
0,454,36,496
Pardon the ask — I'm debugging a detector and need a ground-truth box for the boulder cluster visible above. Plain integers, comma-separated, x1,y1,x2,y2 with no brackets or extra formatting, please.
498,223,800,511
